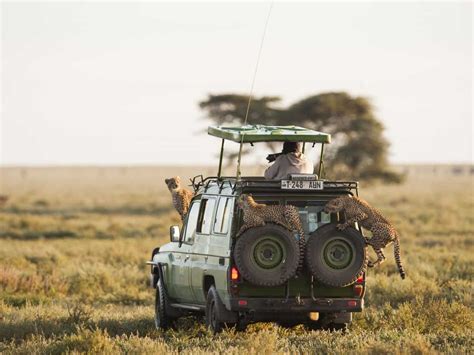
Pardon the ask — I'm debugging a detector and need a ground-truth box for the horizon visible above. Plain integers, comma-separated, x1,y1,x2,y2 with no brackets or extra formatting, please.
1,162,472,169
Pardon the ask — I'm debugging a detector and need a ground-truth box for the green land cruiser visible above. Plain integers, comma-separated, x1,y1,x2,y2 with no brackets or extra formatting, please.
147,125,367,333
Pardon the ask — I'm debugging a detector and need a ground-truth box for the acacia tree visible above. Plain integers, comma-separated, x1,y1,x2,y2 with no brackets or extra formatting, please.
199,92,403,183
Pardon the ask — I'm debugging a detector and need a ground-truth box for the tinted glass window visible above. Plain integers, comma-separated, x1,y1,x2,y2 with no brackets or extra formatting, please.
197,198,216,234
184,202,200,243
214,197,233,234
287,201,332,235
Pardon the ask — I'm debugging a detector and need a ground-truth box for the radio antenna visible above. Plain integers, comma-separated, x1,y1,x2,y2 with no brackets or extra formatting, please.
237,2,273,181
243,1,274,126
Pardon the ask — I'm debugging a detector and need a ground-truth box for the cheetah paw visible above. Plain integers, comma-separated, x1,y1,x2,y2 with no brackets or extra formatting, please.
337,223,347,230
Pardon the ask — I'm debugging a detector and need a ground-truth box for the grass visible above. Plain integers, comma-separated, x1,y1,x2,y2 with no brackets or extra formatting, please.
0,166,473,354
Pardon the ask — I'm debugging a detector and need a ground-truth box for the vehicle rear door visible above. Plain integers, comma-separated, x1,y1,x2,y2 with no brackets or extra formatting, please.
207,196,234,305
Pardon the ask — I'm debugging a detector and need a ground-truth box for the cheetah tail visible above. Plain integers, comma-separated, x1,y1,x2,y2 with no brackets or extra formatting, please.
393,237,406,279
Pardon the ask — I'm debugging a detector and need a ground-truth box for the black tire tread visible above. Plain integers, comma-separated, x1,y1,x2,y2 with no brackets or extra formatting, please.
234,224,301,287
155,280,171,330
298,232,305,272
306,224,368,287
205,286,228,333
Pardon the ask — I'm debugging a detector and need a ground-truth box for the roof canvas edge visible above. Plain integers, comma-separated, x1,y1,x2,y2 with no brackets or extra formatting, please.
208,125,331,144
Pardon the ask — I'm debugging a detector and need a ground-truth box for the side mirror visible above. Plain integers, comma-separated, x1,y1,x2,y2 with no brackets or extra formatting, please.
170,225,180,242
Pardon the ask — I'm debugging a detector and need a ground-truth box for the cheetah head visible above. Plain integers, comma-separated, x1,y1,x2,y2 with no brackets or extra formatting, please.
165,176,181,191
324,196,346,213
237,194,254,209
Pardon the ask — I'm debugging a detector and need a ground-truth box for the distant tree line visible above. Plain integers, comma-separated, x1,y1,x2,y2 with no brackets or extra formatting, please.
200,92,403,183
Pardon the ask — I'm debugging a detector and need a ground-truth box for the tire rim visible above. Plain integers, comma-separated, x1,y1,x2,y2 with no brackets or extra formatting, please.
322,238,353,269
252,236,285,269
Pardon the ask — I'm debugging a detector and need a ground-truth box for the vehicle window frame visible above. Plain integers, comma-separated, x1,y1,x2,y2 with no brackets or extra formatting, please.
181,200,201,245
287,200,335,234
196,196,217,235
213,197,234,235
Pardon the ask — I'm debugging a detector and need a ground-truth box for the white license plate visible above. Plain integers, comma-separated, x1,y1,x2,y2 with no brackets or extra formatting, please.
281,180,324,190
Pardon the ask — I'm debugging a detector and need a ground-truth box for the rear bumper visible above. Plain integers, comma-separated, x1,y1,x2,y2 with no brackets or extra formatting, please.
229,297,363,313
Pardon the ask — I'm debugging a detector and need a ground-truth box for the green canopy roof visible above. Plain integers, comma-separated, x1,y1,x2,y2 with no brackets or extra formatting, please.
208,125,331,144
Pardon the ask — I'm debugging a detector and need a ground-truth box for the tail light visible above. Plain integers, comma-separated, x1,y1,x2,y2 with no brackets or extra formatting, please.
230,266,240,281
354,273,365,297
353,285,364,297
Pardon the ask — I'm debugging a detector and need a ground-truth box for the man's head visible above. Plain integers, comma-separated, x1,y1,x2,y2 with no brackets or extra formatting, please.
282,142,301,154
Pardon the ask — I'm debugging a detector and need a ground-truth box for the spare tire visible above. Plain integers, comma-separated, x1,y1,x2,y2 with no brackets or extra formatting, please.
306,224,367,287
234,224,300,287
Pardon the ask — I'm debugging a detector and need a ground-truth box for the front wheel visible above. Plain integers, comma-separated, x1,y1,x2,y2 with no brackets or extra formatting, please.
154,279,176,330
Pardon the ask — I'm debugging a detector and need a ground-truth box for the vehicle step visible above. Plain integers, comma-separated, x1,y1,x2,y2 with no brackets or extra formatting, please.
169,303,204,311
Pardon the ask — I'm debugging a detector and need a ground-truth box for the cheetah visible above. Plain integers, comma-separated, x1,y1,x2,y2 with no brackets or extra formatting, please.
165,176,194,221
324,195,406,279
237,194,304,237
237,194,305,267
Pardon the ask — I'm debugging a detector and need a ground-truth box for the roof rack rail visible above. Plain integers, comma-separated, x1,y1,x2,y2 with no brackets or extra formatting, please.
193,176,358,194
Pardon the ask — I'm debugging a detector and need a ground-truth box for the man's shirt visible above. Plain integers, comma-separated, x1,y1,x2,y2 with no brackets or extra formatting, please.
264,152,314,180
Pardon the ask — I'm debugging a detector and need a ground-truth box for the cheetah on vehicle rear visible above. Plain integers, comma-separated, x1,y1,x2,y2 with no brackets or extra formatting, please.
237,194,304,236
237,194,305,267
324,195,406,279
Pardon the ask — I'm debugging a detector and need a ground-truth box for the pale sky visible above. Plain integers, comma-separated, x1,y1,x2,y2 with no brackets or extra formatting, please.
1,1,472,166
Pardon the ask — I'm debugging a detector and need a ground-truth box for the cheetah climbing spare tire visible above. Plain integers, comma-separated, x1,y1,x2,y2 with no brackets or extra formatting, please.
306,224,367,287
234,224,300,287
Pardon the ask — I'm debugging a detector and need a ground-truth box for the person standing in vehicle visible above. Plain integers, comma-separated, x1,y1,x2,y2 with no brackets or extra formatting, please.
264,142,314,180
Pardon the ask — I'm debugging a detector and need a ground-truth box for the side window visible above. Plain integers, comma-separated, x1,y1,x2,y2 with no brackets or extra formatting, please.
214,197,233,234
183,201,201,243
196,198,216,234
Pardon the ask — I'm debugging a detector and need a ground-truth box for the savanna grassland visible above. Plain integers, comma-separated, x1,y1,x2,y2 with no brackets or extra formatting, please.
0,166,473,354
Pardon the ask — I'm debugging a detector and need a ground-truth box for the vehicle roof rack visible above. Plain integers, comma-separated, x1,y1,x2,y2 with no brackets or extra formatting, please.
208,125,331,143
208,124,331,180
194,176,359,195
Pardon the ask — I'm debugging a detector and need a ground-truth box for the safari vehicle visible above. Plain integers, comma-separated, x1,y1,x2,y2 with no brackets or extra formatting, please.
147,125,367,333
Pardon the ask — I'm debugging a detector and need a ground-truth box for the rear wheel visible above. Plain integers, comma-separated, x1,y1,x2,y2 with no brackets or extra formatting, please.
278,322,299,329
235,321,247,332
306,312,351,332
306,321,348,332
306,224,367,287
205,286,234,334
234,224,301,286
